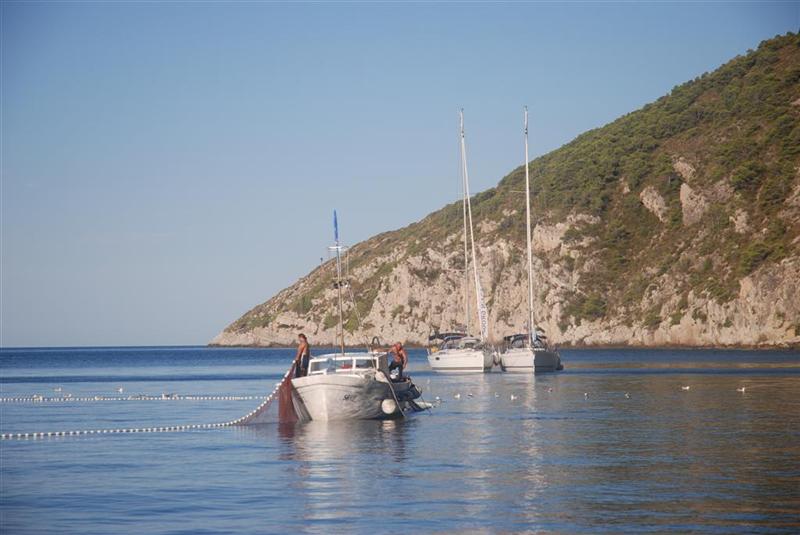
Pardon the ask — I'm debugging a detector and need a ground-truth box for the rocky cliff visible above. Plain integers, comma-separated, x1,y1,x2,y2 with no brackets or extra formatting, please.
212,33,800,348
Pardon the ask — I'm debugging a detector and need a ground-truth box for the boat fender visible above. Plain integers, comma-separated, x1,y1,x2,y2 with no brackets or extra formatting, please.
381,398,398,415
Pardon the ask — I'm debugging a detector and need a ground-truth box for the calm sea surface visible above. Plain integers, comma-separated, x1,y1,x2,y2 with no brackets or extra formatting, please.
1,347,799,534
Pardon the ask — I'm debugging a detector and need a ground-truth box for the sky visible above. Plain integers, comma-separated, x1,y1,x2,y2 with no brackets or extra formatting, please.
1,2,798,347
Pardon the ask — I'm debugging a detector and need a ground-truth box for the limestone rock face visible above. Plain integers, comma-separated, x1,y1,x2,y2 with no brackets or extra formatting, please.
674,158,696,181
640,186,669,223
680,183,709,226
211,223,800,348
731,209,750,234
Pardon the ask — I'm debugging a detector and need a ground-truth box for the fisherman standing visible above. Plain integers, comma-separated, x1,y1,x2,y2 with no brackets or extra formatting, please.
388,342,408,381
294,333,311,378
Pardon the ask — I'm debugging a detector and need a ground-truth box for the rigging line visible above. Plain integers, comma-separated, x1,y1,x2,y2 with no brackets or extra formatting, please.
460,110,485,341
524,106,536,345
460,109,470,333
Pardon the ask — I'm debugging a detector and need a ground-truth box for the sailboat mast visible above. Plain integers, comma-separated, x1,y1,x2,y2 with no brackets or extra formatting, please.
524,107,535,344
460,110,484,341
333,210,346,355
460,110,470,333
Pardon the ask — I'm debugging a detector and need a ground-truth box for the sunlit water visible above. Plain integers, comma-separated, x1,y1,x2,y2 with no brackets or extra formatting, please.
1,347,799,533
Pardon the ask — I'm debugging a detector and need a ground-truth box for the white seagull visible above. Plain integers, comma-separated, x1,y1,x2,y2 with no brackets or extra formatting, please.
454,393,461,399
737,387,746,393
681,386,691,391
510,394,518,401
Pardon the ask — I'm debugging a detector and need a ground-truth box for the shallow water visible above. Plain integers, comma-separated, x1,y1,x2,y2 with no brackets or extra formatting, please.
1,347,799,533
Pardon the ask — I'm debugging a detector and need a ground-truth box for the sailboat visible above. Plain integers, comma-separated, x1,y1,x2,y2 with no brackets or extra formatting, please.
427,110,495,373
289,211,424,420
499,107,563,373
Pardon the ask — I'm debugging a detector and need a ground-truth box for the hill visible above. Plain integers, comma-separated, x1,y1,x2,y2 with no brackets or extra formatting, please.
213,33,800,348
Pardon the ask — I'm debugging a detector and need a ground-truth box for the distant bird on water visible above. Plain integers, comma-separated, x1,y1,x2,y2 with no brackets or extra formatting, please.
625,392,631,399
737,387,747,393
53,387,62,393
681,386,691,391
510,394,518,401
454,393,461,400
117,387,124,394
584,392,589,399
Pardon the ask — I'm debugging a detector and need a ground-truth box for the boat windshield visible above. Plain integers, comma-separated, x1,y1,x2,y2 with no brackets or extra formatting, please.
440,335,481,350
307,354,378,375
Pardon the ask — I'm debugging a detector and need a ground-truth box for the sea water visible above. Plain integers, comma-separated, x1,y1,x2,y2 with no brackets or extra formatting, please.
1,347,799,533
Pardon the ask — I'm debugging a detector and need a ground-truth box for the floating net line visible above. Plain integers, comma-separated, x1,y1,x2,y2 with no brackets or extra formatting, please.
1,363,299,440
0,395,265,403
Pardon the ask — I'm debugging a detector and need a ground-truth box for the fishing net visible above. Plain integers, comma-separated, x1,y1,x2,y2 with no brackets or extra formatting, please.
229,362,301,426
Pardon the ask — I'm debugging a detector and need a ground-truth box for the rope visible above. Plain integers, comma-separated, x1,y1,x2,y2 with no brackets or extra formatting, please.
1,368,295,440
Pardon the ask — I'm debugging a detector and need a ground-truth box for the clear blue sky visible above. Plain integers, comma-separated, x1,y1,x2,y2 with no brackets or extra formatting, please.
2,2,798,347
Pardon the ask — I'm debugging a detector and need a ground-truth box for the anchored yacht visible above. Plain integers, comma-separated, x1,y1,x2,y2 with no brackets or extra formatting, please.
499,107,563,374
427,110,493,374
427,332,494,373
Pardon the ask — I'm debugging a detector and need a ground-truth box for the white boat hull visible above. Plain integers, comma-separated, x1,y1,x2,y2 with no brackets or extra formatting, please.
427,347,494,373
500,347,562,373
291,373,401,421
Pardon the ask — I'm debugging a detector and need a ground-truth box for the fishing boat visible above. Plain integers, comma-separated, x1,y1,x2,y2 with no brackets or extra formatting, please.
427,111,494,374
499,108,563,374
289,212,424,421
292,351,423,421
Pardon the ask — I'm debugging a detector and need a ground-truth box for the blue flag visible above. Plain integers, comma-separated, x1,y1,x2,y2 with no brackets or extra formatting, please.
333,210,339,243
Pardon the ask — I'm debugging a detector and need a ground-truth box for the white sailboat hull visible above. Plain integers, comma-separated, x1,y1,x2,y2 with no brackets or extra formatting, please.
427,347,494,373
500,347,562,373
291,373,401,421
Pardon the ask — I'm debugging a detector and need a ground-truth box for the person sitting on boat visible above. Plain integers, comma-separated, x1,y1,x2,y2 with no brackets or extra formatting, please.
388,342,408,381
294,333,311,378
